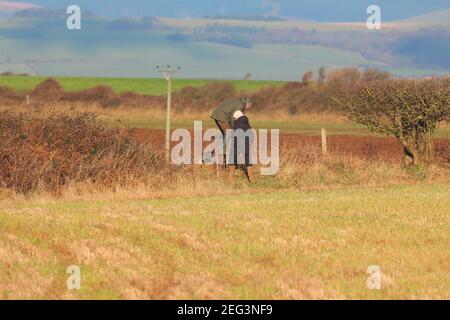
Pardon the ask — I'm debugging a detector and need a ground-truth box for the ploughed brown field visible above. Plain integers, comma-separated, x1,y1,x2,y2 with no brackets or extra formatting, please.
130,128,450,163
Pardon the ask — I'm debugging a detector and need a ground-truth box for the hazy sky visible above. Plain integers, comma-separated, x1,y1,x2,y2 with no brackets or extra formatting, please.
15,0,450,21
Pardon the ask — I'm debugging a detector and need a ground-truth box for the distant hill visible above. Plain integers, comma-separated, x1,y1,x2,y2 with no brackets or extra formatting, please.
1,2,448,79
22,0,450,22
0,1,39,13
13,8,96,19
399,9,450,26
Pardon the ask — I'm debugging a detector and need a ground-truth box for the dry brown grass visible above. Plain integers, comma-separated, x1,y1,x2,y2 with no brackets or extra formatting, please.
1,134,447,202
0,99,354,128
0,91,447,198
0,111,167,194
278,143,449,189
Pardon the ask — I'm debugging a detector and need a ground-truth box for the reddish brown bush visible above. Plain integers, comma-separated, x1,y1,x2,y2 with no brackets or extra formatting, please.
0,111,165,194
31,78,64,100
120,91,164,108
0,68,398,114
0,86,25,101
173,82,237,111
64,85,122,108
249,81,331,112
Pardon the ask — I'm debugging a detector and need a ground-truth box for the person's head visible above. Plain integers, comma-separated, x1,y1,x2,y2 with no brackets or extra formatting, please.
242,97,253,111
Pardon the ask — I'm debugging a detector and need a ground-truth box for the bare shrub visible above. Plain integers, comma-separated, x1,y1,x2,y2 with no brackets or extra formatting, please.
64,85,122,108
318,66,326,84
361,68,391,82
0,111,166,194
327,67,362,87
174,82,236,111
302,70,314,86
335,78,450,166
31,78,64,100
0,86,25,101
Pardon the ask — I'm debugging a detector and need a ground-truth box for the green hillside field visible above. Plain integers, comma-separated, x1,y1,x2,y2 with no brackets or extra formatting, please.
0,76,285,95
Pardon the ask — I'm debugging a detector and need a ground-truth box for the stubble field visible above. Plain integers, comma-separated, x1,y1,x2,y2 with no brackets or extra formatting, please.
0,77,448,300
1,184,449,299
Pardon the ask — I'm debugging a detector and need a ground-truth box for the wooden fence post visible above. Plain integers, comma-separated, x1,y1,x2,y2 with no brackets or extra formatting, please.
321,128,328,156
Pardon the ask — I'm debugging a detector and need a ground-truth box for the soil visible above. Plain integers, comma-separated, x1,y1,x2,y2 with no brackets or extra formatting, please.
129,128,450,163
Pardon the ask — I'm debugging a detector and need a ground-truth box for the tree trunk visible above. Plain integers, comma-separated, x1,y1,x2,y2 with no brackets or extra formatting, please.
403,145,415,166
402,131,433,166
416,131,433,165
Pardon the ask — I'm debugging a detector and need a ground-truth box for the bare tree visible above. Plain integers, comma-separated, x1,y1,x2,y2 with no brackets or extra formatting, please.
302,70,314,86
318,66,326,84
362,68,391,82
328,67,361,86
335,78,450,166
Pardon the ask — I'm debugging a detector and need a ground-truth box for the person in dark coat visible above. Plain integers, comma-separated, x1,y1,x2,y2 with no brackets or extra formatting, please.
210,97,252,136
210,97,252,168
229,111,254,182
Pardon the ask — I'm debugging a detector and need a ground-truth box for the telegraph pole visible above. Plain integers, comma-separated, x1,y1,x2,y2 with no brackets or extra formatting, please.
157,65,181,162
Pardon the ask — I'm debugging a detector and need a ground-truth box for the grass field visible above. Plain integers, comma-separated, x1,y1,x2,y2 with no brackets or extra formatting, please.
98,109,450,137
113,119,449,137
1,183,448,299
104,116,378,136
0,76,285,95
101,111,370,135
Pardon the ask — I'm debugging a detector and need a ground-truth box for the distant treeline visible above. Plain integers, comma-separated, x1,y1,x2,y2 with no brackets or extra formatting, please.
203,14,286,21
109,17,158,31
0,67,396,113
167,32,253,49
1,72,29,77
166,28,253,49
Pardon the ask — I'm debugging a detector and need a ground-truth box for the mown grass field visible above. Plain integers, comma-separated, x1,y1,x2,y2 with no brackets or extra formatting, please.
101,112,370,135
0,183,448,299
0,76,285,95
